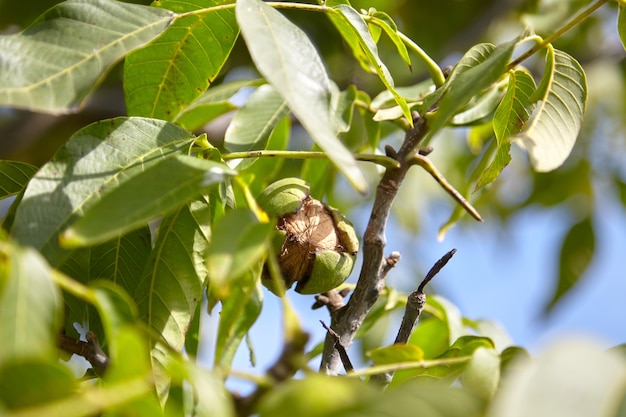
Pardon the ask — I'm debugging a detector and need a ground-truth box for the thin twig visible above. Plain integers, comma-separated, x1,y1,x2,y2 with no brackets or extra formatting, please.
411,154,483,222
320,321,353,373
371,249,456,387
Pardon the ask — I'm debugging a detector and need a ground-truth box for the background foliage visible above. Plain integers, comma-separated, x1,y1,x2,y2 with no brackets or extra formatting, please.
1,0,626,416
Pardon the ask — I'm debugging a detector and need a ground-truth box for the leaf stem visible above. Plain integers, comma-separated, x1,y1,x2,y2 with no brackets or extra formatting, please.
222,150,400,169
507,0,608,70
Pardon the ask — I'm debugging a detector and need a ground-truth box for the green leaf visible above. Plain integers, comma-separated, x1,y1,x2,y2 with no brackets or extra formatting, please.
0,242,63,364
58,227,151,336
461,347,500,400
207,208,274,291
0,161,38,199
427,40,516,140
617,1,626,49
368,12,411,69
10,117,197,266
486,339,626,417
174,79,263,131
215,267,263,369
224,84,289,158
236,0,368,194
0,0,175,113
134,199,212,398
476,69,536,189
124,0,239,120
61,154,235,247
516,46,587,172
91,281,139,341
368,344,424,365
330,5,412,122
0,360,76,410
450,85,505,125
544,216,595,313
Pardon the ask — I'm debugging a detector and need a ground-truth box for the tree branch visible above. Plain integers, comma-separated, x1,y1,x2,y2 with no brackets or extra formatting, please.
320,114,428,375
58,331,109,377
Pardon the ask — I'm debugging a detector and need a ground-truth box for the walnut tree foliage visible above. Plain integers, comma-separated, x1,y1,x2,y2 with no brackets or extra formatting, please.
1,0,626,416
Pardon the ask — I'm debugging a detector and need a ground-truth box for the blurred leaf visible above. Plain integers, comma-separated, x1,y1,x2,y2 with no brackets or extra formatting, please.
426,40,516,141
239,116,290,180
91,281,139,340
224,84,289,169
516,47,587,172
215,267,263,369
544,216,595,313
0,242,63,364
134,198,212,398
486,339,626,417
461,347,500,400
237,0,368,193
0,360,76,410
177,363,236,417
10,117,197,266
0,0,175,113
174,79,264,131
207,208,273,294
409,318,450,359
124,0,238,120
60,154,235,247
476,69,536,189
368,344,424,365
617,2,626,49
330,5,412,122
0,161,38,199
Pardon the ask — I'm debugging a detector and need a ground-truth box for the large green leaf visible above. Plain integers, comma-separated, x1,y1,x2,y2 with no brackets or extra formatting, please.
0,242,63,364
544,216,595,313
134,198,212,397
0,0,175,113
329,5,411,122
619,2,626,51
236,0,368,194
516,46,587,172
59,227,152,338
0,161,38,199
476,69,536,189
10,117,196,266
124,0,239,120
61,154,235,247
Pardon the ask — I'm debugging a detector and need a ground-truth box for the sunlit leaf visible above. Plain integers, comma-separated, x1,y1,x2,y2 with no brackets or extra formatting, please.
515,46,587,172
237,0,368,193
0,242,63,363
207,208,273,292
174,79,264,131
476,69,536,189
61,154,235,247
368,344,424,365
450,85,505,125
11,117,197,266
368,11,411,69
0,0,175,113
427,40,516,141
544,216,595,313
0,161,38,199
124,0,238,120
330,5,412,122
224,84,289,167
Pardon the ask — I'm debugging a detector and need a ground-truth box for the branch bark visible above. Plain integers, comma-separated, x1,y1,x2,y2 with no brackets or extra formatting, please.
320,114,428,374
